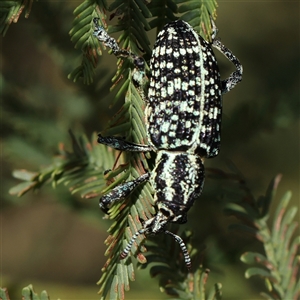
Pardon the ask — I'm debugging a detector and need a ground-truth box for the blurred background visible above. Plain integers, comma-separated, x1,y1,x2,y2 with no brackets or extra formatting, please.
1,1,299,299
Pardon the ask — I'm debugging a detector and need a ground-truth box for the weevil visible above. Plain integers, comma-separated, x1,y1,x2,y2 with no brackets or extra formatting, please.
93,18,243,269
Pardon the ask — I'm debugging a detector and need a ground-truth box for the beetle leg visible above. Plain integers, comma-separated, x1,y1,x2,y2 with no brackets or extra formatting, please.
210,19,243,94
98,134,153,152
93,18,146,88
100,173,150,213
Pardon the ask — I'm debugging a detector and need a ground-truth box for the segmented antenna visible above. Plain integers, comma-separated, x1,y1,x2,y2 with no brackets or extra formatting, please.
165,230,191,270
120,228,147,259
120,228,191,270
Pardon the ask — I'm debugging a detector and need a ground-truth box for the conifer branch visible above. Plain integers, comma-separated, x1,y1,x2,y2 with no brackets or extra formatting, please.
221,170,299,300
1,285,55,300
0,0,34,36
9,131,117,200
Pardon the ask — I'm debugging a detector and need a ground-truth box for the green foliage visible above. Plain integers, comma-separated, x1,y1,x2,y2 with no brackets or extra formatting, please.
175,0,218,40
68,0,108,84
137,230,222,300
0,0,34,36
0,287,9,300
186,268,222,300
9,131,116,199
147,0,178,32
242,192,299,299
3,1,299,300
0,270,221,300
0,285,53,300
223,172,299,300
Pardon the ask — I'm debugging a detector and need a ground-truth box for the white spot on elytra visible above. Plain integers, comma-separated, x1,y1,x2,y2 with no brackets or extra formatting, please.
167,62,174,69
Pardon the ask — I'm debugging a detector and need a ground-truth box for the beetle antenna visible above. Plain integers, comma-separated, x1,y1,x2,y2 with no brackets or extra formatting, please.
164,230,191,270
120,228,146,259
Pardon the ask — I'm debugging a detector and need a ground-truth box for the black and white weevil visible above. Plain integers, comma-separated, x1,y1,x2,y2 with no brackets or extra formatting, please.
93,18,243,269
